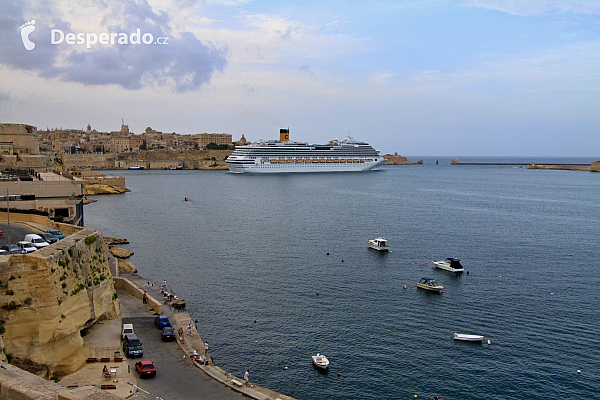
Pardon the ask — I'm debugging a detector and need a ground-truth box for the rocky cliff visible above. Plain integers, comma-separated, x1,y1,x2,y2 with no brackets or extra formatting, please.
0,228,120,378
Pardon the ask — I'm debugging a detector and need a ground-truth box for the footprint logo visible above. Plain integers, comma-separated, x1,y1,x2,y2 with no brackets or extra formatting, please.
20,20,36,51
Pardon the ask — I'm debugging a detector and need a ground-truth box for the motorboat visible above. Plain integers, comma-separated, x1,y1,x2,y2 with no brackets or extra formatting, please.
453,333,484,342
367,237,389,251
311,353,329,369
416,277,444,292
433,257,464,273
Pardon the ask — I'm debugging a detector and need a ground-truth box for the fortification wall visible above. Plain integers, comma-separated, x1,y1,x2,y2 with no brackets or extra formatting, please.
0,364,120,400
0,227,120,377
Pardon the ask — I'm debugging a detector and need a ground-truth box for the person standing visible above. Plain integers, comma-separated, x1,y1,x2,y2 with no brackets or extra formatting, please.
244,370,250,387
142,292,147,304
204,341,209,354
187,323,192,337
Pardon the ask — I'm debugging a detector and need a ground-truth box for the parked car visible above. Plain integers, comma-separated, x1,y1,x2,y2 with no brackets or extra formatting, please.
134,360,156,378
153,316,171,329
38,232,59,244
121,323,134,340
23,234,50,249
17,241,37,253
0,249,8,255
161,326,175,341
122,333,143,358
46,229,65,239
1,244,24,254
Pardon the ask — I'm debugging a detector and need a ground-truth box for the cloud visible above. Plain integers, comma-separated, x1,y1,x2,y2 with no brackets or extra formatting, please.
460,0,600,16
0,0,227,92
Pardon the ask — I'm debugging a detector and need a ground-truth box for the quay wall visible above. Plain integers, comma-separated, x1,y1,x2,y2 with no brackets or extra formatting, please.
62,150,232,170
113,277,162,315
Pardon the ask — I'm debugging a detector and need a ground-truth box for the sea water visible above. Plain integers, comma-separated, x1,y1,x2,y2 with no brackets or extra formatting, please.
86,158,600,400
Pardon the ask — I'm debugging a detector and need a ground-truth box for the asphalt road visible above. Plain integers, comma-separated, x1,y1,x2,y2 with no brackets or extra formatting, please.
0,222,42,246
122,316,246,400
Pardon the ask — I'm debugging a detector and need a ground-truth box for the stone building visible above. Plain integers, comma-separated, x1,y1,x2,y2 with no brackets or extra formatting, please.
0,123,40,154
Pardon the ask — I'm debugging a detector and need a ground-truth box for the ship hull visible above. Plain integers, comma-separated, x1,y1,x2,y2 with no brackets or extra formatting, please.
226,159,384,173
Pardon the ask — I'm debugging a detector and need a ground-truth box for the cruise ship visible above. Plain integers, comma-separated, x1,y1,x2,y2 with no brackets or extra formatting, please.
225,129,385,173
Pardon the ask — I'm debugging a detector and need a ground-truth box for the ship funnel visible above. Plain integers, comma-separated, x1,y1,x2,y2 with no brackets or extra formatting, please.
280,128,289,142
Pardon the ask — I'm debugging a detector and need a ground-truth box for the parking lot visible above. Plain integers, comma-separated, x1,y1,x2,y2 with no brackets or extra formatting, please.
0,222,43,247
121,306,247,399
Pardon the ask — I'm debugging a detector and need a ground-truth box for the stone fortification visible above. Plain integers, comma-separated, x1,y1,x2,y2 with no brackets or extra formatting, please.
591,161,600,172
62,149,232,170
0,123,40,155
0,363,120,400
0,227,120,378
383,153,423,165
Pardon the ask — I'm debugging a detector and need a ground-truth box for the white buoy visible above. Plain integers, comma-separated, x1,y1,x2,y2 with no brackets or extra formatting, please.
487,339,491,345
577,370,581,374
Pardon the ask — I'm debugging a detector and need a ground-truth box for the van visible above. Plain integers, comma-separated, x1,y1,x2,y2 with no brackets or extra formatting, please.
23,234,50,249
121,323,134,339
122,333,143,358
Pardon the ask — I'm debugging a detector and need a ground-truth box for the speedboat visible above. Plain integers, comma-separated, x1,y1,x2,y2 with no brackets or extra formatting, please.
433,257,464,273
367,237,389,251
453,333,484,342
416,277,444,292
311,353,329,369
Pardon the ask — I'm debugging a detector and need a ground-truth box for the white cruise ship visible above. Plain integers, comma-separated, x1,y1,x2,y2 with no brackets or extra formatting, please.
226,129,385,173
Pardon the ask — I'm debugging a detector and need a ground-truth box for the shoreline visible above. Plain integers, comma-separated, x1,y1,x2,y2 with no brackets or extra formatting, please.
115,272,297,400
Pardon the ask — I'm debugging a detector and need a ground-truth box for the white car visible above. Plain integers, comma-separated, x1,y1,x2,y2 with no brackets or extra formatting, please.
23,234,50,249
17,241,37,253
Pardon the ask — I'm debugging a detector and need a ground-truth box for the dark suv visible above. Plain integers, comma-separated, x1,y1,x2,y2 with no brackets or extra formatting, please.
123,333,144,358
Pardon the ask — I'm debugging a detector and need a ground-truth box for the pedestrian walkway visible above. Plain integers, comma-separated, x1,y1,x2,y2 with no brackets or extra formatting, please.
120,272,297,400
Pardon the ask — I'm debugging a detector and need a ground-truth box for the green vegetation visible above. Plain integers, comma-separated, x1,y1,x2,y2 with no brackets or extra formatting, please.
1,301,21,310
24,297,32,306
84,235,96,245
5,290,13,296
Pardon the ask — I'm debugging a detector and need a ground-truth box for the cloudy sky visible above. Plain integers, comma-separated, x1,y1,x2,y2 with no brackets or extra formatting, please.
0,0,598,156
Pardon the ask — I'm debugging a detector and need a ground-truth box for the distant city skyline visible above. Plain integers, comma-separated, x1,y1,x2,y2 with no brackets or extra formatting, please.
0,0,598,156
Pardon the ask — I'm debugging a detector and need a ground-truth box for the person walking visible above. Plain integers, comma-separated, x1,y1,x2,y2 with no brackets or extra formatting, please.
244,370,250,387
142,292,147,304
187,323,192,337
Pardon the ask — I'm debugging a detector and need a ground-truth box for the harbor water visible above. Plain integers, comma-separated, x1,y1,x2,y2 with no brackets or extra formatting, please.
86,158,600,400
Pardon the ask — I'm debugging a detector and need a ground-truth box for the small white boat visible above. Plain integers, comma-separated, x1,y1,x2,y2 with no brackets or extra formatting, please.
367,237,389,251
416,277,444,292
311,353,329,369
433,257,464,273
453,332,484,342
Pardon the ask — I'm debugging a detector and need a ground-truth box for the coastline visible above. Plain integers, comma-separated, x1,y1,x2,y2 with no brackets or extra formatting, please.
112,272,298,400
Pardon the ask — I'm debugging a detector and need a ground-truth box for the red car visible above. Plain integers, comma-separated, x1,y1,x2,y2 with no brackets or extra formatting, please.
135,360,156,378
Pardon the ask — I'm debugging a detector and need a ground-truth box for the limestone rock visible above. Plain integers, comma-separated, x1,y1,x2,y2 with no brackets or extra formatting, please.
83,183,130,195
103,237,129,245
108,246,133,259
118,259,137,273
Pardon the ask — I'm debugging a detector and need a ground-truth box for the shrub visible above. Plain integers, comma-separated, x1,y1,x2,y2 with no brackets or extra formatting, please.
24,297,32,305
84,236,96,245
1,301,20,310
5,290,13,296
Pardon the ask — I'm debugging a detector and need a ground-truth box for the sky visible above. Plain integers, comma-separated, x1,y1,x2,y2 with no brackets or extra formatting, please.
0,0,599,156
